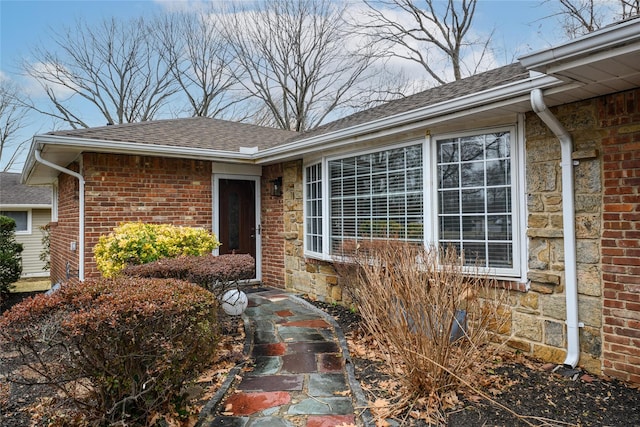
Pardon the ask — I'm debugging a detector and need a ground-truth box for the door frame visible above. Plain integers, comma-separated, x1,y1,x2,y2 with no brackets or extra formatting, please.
212,174,262,282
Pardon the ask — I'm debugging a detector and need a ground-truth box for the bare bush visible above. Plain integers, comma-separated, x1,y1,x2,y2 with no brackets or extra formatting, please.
335,241,509,418
122,253,255,300
0,277,219,425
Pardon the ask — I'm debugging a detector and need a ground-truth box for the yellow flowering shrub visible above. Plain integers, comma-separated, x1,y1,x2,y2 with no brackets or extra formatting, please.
94,222,220,277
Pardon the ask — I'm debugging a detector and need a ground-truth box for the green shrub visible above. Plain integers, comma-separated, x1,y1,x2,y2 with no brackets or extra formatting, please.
0,215,23,297
0,277,220,425
94,222,220,277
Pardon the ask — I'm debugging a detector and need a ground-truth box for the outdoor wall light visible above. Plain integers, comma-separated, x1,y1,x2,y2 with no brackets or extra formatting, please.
270,176,283,196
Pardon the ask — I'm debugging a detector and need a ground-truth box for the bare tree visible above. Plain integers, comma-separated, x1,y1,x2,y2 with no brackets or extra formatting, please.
0,80,29,171
156,11,246,119
221,0,375,132
356,0,492,85
24,17,179,128
546,0,640,38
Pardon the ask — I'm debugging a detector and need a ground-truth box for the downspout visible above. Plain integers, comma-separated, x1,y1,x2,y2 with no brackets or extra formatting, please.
34,147,85,281
530,88,580,368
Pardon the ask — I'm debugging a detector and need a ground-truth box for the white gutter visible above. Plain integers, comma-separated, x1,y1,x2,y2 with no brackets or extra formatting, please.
34,147,85,281
530,88,580,368
33,134,256,162
520,17,640,71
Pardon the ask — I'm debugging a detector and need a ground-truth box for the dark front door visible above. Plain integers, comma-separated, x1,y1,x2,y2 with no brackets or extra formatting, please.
218,179,256,260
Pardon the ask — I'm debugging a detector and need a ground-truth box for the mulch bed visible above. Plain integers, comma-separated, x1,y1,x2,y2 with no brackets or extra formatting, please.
3,292,640,426
308,299,640,427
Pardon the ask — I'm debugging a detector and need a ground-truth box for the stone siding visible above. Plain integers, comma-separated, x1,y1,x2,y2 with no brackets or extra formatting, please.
521,98,604,373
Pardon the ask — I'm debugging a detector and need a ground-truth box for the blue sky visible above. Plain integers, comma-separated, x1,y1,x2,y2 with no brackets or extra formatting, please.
0,0,563,172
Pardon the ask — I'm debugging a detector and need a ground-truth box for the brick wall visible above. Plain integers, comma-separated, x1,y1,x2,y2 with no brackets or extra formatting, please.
81,153,212,278
261,163,285,288
50,164,80,284
600,88,640,383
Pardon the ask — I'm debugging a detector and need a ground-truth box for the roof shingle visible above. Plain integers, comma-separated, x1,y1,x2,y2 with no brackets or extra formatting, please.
47,117,298,151
1,172,51,205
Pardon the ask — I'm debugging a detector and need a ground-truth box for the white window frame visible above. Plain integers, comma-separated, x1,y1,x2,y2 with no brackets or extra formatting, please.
430,125,524,278
0,209,32,234
303,162,324,257
51,180,59,222
302,123,526,281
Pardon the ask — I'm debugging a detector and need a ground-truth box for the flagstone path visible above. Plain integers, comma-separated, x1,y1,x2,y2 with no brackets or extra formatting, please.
197,287,371,427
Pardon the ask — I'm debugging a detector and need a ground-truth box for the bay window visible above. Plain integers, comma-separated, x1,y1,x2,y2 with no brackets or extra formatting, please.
303,126,521,277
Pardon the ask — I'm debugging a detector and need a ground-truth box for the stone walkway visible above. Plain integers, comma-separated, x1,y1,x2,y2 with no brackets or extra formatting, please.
197,287,371,427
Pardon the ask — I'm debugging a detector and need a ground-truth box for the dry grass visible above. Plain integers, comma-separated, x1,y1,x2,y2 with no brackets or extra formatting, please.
336,241,509,422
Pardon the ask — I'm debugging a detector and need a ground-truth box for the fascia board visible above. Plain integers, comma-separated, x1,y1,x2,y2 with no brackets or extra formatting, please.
31,134,255,162
257,74,564,163
0,204,52,209
519,18,640,71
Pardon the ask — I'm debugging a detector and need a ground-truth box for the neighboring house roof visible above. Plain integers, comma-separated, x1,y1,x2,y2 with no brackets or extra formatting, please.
47,117,298,151
0,172,51,206
291,63,528,142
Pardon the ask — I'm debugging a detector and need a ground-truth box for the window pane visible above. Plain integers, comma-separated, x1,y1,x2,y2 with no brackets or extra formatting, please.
486,132,510,159
488,243,513,268
486,159,510,186
439,164,459,188
487,187,511,213
462,216,485,240
461,162,484,187
462,242,486,266
438,140,459,163
1,211,28,231
440,216,460,240
461,136,484,161
461,189,485,213
439,190,460,214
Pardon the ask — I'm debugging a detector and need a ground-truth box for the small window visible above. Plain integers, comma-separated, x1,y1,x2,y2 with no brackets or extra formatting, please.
305,163,323,254
1,210,29,233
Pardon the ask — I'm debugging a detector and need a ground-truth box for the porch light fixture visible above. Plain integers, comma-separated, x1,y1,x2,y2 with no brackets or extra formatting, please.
270,176,283,196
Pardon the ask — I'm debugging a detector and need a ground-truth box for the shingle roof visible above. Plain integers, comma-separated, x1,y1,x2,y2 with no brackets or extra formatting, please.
42,63,527,152
47,117,298,151
289,63,528,142
0,172,51,205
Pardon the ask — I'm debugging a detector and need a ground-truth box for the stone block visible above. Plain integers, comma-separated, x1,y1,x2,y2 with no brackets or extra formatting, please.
575,214,600,239
527,193,544,212
532,344,566,364
506,337,531,352
326,275,338,285
330,285,342,302
512,311,542,341
284,256,299,272
578,295,602,327
549,214,564,229
527,228,563,238
543,195,563,212
577,264,601,297
575,159,601,193
540,295,566,320
580,325,601,357
530,282,555,294
544,320,565,347
576,240,600,264
528,214,548,228
574,194,601,213
527,162,558,192
528,271,561,286
520,292,539,310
